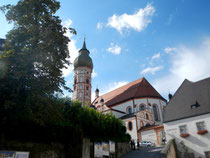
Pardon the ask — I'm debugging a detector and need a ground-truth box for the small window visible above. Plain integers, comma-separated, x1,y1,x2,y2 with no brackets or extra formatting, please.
86,79,89,84
80,77,83,82
140,104,145,111
86,86,89,91
146,113,149,120
153,105,159,121
179,125,188,134
128,122,133,131
205,151,210,158
87,71,89,74
86,92,89,96
74,78,77,84
196,121,206,131
127,106,132,114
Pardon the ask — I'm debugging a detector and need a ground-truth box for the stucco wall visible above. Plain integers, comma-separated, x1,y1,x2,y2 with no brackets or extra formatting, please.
164,113,210,158
123,118,138,142
111,100,133,114
141,130,157,145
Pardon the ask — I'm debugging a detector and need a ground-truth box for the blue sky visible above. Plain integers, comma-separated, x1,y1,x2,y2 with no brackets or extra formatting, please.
1,0,210,100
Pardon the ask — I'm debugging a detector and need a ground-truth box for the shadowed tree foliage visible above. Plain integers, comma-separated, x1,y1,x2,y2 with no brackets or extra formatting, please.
0,1,130,157
0,0,70,105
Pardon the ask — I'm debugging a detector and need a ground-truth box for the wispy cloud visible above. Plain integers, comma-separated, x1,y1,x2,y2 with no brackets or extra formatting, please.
102,81,129,95
62,19,79,77
107,3,155,34
153,37,210,96
97,22,103,30
141,66,163,75
107,43,121,55
151,52,161,60
167,14,173,25
164,47,176,54
92,70,97,78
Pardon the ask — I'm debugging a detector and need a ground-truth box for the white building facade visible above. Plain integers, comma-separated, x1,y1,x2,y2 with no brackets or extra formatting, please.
163,77,210,158
92,77,167,145
164,114,210,158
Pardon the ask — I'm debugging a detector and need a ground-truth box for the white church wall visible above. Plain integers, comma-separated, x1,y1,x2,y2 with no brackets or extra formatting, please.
111,100,133,114
148,98,166,123
134,98,147,112
123,117,138,143
141,130,157,145
164,113,210,158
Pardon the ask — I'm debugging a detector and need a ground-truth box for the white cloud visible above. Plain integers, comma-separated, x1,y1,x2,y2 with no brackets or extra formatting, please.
102,81,129,95
62,19,79,77
107,3,155,34
107,43,121,55
91,81,128,102
141,66,163,75
164,47,176,54
153,37,210,97
97,22,103,30
151,52,160,60
92,70,97,78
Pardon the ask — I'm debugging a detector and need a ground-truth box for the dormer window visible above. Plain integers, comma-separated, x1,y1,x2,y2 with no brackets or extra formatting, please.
191,101,200,109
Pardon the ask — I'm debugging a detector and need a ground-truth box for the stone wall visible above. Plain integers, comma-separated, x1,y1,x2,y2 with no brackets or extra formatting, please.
115,142,130,158
160,139,177,158
0,140,65,158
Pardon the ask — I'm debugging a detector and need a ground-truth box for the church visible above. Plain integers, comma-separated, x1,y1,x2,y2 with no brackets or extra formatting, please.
73,39,167,145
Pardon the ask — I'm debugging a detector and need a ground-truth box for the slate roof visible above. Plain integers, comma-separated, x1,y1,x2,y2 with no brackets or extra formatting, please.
93,77,166,107
0,38,5,52
163,77,210,123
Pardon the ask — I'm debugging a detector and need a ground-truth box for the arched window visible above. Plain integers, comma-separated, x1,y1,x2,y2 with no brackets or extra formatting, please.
127,106,132,114
74,77,77,84
140,104,145,111
153,105,159,121
128,121,133,131
86,79,89,84
146,113,149,120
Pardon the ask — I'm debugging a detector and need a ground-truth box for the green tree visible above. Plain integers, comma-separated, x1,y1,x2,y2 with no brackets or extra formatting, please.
0,0,71,106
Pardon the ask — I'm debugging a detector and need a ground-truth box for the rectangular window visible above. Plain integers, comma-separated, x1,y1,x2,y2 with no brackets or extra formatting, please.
179,125,188,134
205,151,210,158
196,121,205,131
80,77,83,82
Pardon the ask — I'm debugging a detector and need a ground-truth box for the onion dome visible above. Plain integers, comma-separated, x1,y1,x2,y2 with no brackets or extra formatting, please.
95,88,99,92
74,40,93,69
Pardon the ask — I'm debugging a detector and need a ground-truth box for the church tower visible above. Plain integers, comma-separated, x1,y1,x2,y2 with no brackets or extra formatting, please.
73,39,93,107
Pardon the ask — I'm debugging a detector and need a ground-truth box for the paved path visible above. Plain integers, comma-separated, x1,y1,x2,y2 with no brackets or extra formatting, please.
121,147,163,158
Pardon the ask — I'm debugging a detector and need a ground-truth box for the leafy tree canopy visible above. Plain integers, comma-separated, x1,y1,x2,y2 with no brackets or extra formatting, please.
0,0,71,106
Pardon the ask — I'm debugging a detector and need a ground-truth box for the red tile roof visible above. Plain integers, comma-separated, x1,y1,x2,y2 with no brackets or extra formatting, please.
93,77,166,107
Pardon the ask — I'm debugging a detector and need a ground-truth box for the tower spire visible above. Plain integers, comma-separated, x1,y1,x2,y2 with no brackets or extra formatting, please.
82,35,87,49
